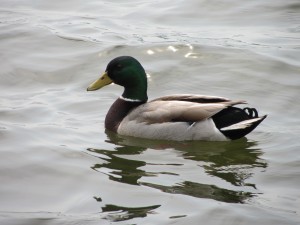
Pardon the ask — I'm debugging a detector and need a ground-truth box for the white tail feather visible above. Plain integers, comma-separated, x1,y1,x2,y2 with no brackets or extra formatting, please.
220,117,263,131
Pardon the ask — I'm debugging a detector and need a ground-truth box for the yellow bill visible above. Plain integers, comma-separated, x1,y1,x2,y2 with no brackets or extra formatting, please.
87,72,113,91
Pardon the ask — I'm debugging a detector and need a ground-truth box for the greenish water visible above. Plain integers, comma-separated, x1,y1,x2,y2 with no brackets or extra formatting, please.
0,1,299,224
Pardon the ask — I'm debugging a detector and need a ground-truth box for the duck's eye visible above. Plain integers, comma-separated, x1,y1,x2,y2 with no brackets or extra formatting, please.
116,64,123,70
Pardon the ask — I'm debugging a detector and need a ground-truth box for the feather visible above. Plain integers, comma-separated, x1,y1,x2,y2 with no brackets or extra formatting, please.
125,99,246,124
118,118,228,141
220,117,265,131
151,94,230,103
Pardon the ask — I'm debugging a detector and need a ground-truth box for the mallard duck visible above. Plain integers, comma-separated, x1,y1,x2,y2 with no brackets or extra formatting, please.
87,56,266,141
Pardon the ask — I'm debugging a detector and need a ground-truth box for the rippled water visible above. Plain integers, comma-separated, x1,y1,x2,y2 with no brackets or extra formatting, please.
1,1,300,224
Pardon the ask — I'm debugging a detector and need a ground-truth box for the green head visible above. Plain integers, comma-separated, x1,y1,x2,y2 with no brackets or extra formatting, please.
87,56,148,102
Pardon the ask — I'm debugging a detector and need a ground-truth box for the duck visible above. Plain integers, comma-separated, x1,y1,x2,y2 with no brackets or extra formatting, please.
87,56,267,141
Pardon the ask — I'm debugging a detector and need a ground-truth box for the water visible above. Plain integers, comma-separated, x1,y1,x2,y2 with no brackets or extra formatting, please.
0,0,299,224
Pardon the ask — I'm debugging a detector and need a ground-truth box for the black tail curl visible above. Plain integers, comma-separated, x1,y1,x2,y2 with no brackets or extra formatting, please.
212,106,266,140
243,107,258,118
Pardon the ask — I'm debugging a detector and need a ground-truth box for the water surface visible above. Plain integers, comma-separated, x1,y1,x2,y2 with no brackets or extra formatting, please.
0,1,299,224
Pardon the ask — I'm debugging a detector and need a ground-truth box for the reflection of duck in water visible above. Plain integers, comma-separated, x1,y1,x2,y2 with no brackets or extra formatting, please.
88,131,267,203
87,56,266,141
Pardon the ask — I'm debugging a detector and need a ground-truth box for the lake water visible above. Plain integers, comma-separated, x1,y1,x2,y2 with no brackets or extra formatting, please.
0,1,300,224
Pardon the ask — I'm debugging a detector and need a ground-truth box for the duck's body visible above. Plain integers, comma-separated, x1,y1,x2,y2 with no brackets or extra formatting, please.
87,56,266,141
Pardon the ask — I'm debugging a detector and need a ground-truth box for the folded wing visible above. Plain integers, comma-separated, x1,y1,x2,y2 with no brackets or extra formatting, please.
126,94,246,124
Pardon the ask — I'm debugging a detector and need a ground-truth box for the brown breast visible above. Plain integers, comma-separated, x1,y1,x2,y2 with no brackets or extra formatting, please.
105,98,144,132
